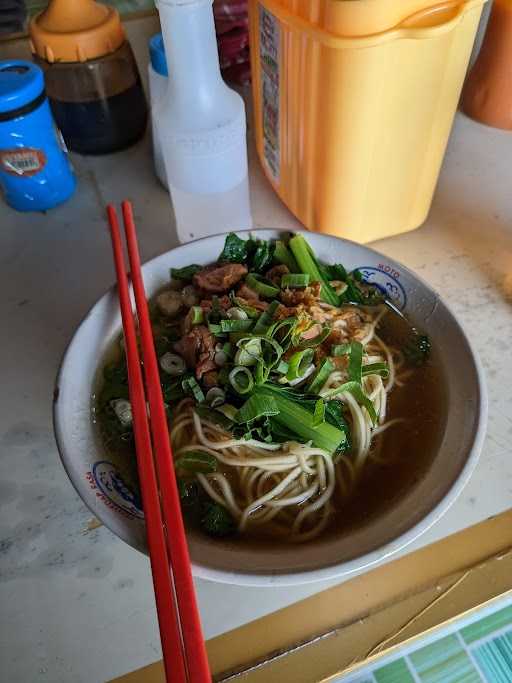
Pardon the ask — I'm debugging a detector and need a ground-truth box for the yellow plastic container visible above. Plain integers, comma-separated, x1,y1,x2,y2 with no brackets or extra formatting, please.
278,0,447,36
250,0,487,243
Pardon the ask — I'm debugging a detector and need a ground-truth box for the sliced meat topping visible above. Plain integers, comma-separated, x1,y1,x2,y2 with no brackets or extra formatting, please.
174,325,217,380
199,295,231,314
237,283,259,301
265,264,289,286
193,263,247,293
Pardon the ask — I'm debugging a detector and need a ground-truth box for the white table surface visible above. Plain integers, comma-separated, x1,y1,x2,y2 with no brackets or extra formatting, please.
1,74,512,683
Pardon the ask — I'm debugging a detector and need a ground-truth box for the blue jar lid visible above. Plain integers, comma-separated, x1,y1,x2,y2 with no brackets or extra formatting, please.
0,60,45,115
149,34,168,78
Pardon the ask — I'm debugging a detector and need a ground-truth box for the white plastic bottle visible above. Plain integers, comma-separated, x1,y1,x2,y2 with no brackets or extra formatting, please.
156,0,252,243
148,33,168,189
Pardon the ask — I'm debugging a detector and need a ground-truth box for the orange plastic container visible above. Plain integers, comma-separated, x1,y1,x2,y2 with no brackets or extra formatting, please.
250,0,487,243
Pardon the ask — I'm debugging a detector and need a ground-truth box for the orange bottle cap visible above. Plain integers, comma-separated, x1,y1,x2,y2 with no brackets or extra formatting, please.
29,0,126,63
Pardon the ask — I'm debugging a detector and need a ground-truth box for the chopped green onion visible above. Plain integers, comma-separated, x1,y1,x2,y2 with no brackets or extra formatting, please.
229,366,254,394
281,273,310,288
189,306,204,325
295,324,332,350
170,264,202,281
159,352,186,376
362,362,390,378
234,394,279,424
205,387,225,408
286,349,315,382
220,319,254,333
208,323,222,335
274,240,299,272
348,341,363,385
222,342,233,357
174,450,217,474
275,360,289,375
253,300,279,335
235,338,262,367
306,358,334,394
226,307,248,320
232,297,259,318
322,381,378,424
229,331,249,344
289,235,340,306
195,405,233,430
246,273,280,298
182,377,205,403
312,398,325,427
331,343,351,357
217,403,237,421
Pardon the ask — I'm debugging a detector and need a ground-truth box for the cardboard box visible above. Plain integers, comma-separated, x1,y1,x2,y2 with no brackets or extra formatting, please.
110,509,512,683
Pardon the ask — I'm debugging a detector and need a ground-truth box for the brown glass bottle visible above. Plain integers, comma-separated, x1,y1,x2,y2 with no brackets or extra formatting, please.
34,42,147,155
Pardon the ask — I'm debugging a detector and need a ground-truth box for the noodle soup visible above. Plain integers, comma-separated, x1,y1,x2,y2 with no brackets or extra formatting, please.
95,233,445,545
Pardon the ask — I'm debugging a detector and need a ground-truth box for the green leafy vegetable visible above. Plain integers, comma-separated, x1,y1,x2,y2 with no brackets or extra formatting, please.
404,332,431,366
250,240,274,273
194,405,234,431
170,264,202,281
218,233,250,263
254,384,348,454
200,502,236,538
234,394,279,424
322,381,378,424
178,478,201,512
174,451,218,474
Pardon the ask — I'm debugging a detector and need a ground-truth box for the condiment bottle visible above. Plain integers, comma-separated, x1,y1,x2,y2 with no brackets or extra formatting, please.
461,0,512,130
148,34,168,189
0,60,76,211
29,0,148,155
156,0,252,243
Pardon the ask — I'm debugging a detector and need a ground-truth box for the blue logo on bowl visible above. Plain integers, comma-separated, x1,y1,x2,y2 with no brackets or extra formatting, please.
356,266,407,311
92,461,143,519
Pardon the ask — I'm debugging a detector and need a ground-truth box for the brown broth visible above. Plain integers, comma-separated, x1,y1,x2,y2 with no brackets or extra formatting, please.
95,308,447,545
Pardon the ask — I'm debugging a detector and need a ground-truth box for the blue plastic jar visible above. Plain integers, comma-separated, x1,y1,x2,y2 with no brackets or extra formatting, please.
0,60,76,212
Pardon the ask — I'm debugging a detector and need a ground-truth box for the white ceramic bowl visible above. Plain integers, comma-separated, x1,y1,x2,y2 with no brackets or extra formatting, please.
54,230,487,586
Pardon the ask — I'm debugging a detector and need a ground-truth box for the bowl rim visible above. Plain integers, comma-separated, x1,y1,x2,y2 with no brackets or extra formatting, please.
53,228,487,586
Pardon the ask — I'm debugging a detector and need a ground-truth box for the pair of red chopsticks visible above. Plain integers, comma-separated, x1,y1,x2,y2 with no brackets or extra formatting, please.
106,201,211,683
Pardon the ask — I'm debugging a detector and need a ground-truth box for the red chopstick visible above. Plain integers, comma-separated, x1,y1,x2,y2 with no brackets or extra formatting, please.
121,201,211,682
106,203,210,683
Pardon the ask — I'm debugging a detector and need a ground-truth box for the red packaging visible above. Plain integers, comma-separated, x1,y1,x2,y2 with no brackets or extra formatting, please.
214,0,250,85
